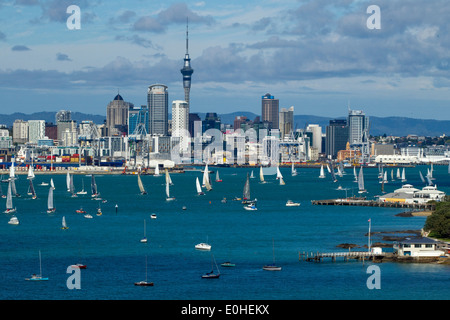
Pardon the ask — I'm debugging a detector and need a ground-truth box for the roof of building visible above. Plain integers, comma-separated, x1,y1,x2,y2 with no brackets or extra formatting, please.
398,237,438,244
114,94,123,101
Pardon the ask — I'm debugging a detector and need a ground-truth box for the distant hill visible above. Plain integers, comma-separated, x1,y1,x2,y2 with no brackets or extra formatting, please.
0,112,105,126
0,111,448,137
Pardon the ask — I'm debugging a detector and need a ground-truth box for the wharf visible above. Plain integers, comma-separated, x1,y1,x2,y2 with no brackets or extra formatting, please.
311,197,435,211
299,251,387,262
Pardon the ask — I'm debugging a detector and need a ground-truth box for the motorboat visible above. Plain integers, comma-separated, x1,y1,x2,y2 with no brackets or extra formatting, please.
195,243,211,251
286,200,300,207
8,216,19,225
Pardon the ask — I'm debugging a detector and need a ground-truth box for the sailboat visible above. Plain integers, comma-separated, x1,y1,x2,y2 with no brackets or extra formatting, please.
134,256,154,286
215,170,222,182
263,239,281,271
69,174,77,197
165,169,173,185
259,166,267,184
196,177,204,195
4,181,16,213
202,254,220,279
401,168,407,182
140,219,148,243
137,173,147,195
358,166,367,194
250,170,254,179
291,163,297,176
396,168,401,179
319,165,325,178
276,166,283,180
279,176,285,185
27,179,37,199
419,171,426,184
91,175,99,198
61,216,68,230
154,164,160,177
66,171,71,192
76,179,87,195
242,173,251,204
25,250,49,281
47,186,56,213
50,178,55,189
353,166,358,182
165,175,175,201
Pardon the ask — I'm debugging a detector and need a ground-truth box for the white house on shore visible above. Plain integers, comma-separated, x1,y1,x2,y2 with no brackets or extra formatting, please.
379,184,446,204
393,237,446,257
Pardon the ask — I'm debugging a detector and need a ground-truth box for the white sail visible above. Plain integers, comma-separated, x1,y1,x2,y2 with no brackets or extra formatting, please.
66,171,70,191
396,168,401,179
250,170,254,179
47,187,54,211
165,169,173,185
243,173,251,200
326,164,331,173
154,164,160,176
319,165,325,178
196,177,203,194
353,166,357,182
27,165,35,180
276,166,282,179
291,163,297,176
91,175,98,197
401,168,406,182
259,166,265,183
419,171,425,183
62,216,67,229
138,173,146,194
50,178,55,190
279,176,285,185
9,162,15,180
165,176,175,200
202,164,209,186
358,167,366,193
6,181,13,210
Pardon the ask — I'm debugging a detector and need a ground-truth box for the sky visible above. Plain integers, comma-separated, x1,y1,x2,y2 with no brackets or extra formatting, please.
0,0,450,120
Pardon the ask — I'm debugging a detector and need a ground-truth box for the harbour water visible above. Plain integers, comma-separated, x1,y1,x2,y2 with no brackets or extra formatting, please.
0,165,449,300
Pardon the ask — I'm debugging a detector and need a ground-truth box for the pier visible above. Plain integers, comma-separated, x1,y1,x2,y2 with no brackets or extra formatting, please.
299,251,386,263
311,198,435,211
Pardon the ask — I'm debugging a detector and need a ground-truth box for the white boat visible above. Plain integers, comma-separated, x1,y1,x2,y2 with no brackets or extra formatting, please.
61,216,68,229
25,250,48,281
358,167,367,194
196,177,204,195
4,181,16,214
66,171,71,192
165,169,173,185
47,186,56,213
401,167,407,182
134,256,154,286
138,173,147,195
165,176,175,201
215,170,222,182
150,214,157,219
202,164,212,191
84,214,93,219
27,165,35,180
154,164,160,177
39,182,49,186
140,219,148,243
243,203,257,211
195,242,211,251
8,216,19,225
263,239,281,271
250,170,254,179
276,166,283,180
319,165,325,178
76,179,87,195
286,200,300,207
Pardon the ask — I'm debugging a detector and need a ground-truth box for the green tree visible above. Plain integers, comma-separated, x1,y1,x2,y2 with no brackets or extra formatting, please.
424,201,450,238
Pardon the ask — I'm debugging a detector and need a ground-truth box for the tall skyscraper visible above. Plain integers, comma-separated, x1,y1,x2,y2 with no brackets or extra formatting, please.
172,100,189,152
148,84,169,136
106,93,133,136
261,93,279,130
348,109,370,156
279,106,294,138
325,119,348,159
180,18,193,110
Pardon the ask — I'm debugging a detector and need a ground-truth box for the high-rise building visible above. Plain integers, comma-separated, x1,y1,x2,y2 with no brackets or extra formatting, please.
56,110,71,123
348,109,370,156
202,112,221,132
106,93,133,136
28,120,45,144
180,19,193,110
279,106,294,138
172,100,189,152
12,120,28,144
306,124,322,154
233,116,248,131
261,93,279,130
325,119,348,159
148,84,169,136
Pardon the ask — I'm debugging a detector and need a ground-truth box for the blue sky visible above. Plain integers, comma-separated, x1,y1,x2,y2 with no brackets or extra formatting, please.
0,0,450,120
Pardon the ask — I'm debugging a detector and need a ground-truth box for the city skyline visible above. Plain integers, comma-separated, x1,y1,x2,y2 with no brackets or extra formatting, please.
1,1,450,120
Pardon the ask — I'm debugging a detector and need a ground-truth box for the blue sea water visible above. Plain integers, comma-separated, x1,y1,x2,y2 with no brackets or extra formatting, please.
0,165,449,300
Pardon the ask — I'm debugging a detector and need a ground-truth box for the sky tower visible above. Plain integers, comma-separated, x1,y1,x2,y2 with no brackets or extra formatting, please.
180,18,193,110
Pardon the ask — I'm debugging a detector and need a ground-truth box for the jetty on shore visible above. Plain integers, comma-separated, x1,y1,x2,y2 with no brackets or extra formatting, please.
311,197,435,211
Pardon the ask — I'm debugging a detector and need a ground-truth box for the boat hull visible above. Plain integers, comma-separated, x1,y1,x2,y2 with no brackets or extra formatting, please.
134,281,154,286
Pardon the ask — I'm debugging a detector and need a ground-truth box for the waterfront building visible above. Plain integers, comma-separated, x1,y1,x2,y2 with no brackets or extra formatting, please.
106,93,133,136
148,84,169,136
172,100,189,152
279,106,294,139
325,119,348,159
28,120,46,144
306,124,322,154
393,237,445,257
12,119,28,144
180,19,193,110
379,184,446,204
261,93,279,130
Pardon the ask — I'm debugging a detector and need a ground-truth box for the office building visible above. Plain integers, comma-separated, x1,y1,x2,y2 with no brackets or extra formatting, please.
148,84,169,136
325,119,348,159
172,100,189,152
348,109,370,156
279,106,294,139
261,93,279,130
12,120,28,144
28,120,45,144
106,93,133,136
